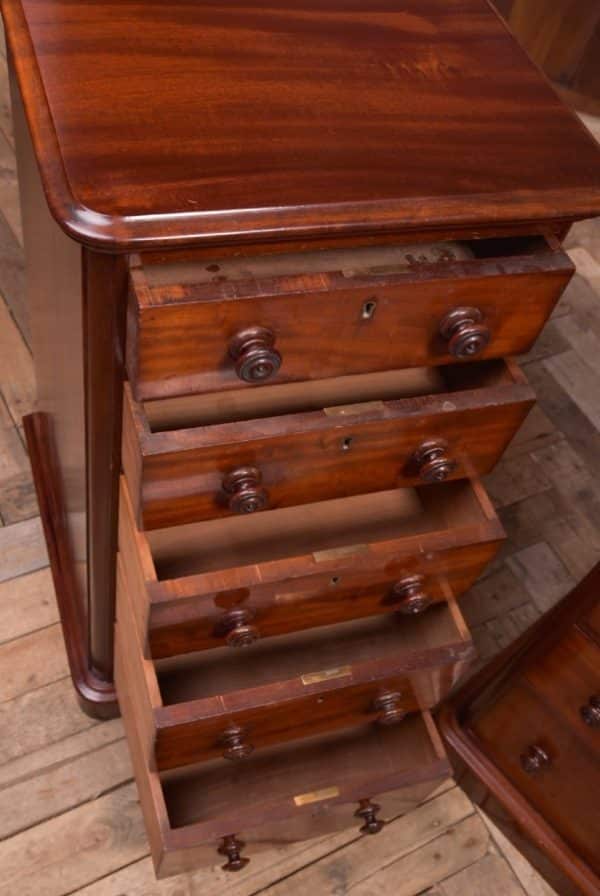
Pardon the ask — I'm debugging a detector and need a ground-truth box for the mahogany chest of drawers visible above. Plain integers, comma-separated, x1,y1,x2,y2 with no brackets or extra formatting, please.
440,563,600,896
4,0,600,879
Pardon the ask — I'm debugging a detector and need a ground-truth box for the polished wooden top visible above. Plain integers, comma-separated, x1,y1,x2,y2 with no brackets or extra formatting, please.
4,0,600,251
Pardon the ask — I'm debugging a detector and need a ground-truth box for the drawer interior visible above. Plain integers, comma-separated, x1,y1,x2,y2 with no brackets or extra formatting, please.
117,576,452,875
155,600,471,705
145,480,497,581
117,618,450,868
161,715,447,831
141,234,554,290
117,550,472,770
142,359,520,431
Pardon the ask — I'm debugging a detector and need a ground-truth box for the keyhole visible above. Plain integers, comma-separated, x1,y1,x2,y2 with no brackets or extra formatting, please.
330,576,340,586
361,299,378,320
341,436,353,451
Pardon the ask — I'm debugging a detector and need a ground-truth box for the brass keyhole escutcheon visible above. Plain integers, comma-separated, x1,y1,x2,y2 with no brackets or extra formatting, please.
361,298,378,320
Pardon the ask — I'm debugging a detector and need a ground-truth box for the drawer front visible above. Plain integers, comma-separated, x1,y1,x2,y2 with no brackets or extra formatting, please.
117,551,473,774
523,629,600,753
149,540,499,658
116,621,450,879
155,674,422,771
124,362,533,529
127,238,573,401
155,656,466,773
118,475,503,659
159,775,450,879
578,599,600,646
471,681,600,874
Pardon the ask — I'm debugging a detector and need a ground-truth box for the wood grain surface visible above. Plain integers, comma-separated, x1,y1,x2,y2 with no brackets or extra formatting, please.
116,609,452,880
1,6,599,893
439,563,600,896
124,360,534,529
128,238,573,400
3,0,600,250
116,474,504,656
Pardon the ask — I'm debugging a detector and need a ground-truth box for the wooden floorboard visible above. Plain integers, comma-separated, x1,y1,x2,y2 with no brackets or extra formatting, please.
0,9,597,890
0,567,59,643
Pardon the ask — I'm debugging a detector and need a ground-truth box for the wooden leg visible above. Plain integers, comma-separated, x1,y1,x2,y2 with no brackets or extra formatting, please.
83,249,129,687
24,412,119,719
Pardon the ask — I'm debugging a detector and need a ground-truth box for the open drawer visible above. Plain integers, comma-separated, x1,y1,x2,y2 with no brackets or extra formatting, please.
117,550,474,772
116,606,451,878
123,359,533,529
119,476,504,658
127,234,573,401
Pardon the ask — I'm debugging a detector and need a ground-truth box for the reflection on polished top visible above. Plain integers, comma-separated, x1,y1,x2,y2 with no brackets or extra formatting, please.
3,0,600,249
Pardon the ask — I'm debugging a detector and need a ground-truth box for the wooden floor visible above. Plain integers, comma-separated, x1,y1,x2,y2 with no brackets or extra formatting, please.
1,23,599,896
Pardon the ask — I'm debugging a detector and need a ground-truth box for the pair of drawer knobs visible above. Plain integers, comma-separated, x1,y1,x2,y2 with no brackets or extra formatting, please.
229,307,490,384
216,574,432,648
520,696,600,773
219,799,383,871
220,692,406,762
223,440,456,514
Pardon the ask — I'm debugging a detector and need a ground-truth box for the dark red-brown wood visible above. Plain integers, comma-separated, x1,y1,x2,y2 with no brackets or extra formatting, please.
24,413,118,717
146,598,474,772
84,249,130,683
439,562,600,896
123,359,534,529
5,0,600,718
118,623,451,879
4,0,600,253
148,539,499,660
118,475,504,658
11,69,126,710
495,0,600,116
118,540,456,815
127,237,573,401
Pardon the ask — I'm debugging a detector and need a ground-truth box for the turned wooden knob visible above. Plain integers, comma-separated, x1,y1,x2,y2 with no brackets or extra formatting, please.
580,695,600,728
390,574,432,615
223,466,268,514
217,608,260,648
229,326,281,383
439,307,490,359
218,835,250,872
372,691,407,726
413,439,458,483
355,799,384,835
520,744,551,774
221,724,255,760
